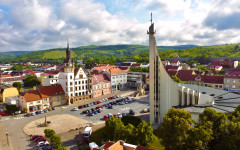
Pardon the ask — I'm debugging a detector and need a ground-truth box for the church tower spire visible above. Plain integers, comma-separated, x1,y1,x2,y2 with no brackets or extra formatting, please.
65,37,71,63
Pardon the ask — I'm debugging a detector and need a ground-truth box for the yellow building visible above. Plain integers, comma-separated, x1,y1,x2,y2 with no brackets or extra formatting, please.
0,85,19,102
19,90,42,113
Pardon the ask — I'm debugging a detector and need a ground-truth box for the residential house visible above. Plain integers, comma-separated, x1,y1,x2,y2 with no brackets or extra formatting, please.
118,66,130,72
0,76,26,86
161,61,170,66
131,63,141,69
121,62,136,67
41,70,60,86
0,64,12,70
19,90,42,113
38,84,66,108
211,60,238,68
92,74,111,98
224,70,240,92
0,85,19,102
104,67,127,92
34,64,56,71
171,60,180,66
165,65,182,71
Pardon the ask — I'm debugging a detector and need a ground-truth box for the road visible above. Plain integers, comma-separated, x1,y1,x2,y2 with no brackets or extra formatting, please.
0,93,149,150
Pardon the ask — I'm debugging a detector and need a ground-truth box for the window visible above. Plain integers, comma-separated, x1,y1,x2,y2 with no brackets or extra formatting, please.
29,102,33,105
79,75,83,78
70,82,73,86
61,96,64,99
98,91,100,94
233,80,236,83
82,86,84,90
70,87,73,91
232,85,236,88
82,81,84,84
76,93,78,96
66,82,67,86
44,98,47,101
70,75,72,79
75,87,77,90
85,80,87,84
79,81,81,84
71,94,73,97
49,98,53,101
226,79,229,82
82,92,84,95
56,97,59,100
75,81,77,85
94,92,96,95
226,85,229,88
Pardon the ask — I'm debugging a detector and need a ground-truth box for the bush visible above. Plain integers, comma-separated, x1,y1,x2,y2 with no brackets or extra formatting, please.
44,129,55,138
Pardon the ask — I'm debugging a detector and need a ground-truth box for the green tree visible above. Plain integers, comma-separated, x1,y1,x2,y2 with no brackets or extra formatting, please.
23,75,40,87
121,116,142,127
11,65,23,71
171,75,183,83
5,104,19,115
44,129,56,138
105,116,125,141
136,121,155,147
199,108,227,149
24,65,33,69
23,108,28,113
229,105,240,122
234,45,239,51
157,108,194,150
12,82,22,91
50,136,62,149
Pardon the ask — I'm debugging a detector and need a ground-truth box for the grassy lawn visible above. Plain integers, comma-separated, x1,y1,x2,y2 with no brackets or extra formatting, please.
148,135,164,150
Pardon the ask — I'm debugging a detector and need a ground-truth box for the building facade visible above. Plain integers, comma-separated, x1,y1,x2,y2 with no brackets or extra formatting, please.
92,74,111,98
0,85,19,102
127,72,148,88
58,41,92,104
104,67,127,92
224,70,240,92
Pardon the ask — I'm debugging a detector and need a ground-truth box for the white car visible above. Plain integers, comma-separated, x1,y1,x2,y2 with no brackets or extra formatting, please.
38,141,49,147
39,110,44,114
31,112,36,116
71,107,78,111
117,113,122,118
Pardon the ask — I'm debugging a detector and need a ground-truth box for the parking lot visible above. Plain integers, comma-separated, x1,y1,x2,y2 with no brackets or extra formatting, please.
66,95,150,123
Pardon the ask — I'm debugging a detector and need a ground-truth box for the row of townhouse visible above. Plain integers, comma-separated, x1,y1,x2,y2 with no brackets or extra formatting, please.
19,84,66,112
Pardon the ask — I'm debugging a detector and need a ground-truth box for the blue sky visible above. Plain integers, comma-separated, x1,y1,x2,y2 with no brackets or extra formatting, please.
0,0,239,51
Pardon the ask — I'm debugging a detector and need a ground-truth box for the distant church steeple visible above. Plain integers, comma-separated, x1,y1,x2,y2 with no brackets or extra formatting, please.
65,37,71,63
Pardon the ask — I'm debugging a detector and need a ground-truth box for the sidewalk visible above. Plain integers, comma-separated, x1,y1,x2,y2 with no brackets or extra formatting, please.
0,123,11,150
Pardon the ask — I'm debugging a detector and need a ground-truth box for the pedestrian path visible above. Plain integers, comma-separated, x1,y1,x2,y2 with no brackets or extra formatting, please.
0,116,25,121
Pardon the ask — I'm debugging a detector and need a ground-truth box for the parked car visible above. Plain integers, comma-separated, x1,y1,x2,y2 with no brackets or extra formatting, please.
116,95,120,98
147,108,150,112
113,114,118,118
38,141,49,147
43,109,48,113
93,102,97,105
117,113,122,118
92,110,98,114
122,112,127,116
24,113,31,117
82,110,88,114
108,105,113,109
0,111,9,116
31,112,36,116
31,135,42,140
108,113,113,118
35,111,40,115
129,109,135,115
103,115,108,120
51,106,56,110
91,108,96,112
89,103,94,106
71,107,78,111
78,105,84,109
88,112,94,116
142,109,148,113
96,106,102,109
35,137,47,142
39,110,44,114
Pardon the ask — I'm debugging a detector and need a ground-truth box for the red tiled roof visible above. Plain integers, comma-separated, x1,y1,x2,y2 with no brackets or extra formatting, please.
23,90,42,102
0,76,26,82
176,70,196,81
171,60,179,63
132,63,141,67
224,70,240,79
44,70,59,74
165,65,180,70
200,75,223,84
136,146,154,150
92,74,110,84
74,68,79,76
103,141,114,149
94,65,115,71
211,60,235,66
106,68,126,75
38,84,65,98
167,70,178,76
119,66,130,71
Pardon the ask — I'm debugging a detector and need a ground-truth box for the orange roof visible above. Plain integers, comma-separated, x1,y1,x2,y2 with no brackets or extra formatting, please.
106,68,126,75
103,141,114,149
38,84,65,98
94,65,116,71
23,90,42,102
108,141,125,150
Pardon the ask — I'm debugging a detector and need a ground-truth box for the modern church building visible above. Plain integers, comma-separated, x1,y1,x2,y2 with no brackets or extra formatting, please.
149,16,240,124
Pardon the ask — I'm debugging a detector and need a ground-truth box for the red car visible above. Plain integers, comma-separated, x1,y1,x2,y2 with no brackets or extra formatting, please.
0,111,9,116
78,105,84,109
103,115,108,120
113,114,118,118
31,135,42,140
35,137,47,142
96,101,101,104
108,97,114,100
96,106,102,109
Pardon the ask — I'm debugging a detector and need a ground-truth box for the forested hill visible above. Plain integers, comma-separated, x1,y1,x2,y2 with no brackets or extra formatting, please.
0,43,239,64
0,44,197,63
